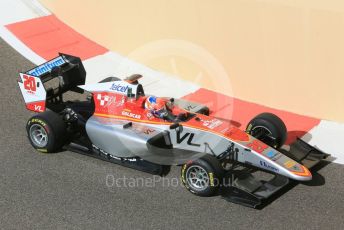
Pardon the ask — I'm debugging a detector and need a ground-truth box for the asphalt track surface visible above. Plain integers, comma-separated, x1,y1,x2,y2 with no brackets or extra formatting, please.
0,37,344,230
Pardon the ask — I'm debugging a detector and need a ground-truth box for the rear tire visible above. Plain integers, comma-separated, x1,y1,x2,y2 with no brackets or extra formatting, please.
246,112,287,149
181,155,224,196
26,110,67,153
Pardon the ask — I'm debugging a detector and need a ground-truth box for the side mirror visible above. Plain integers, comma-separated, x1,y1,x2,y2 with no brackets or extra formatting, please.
170,123,183,133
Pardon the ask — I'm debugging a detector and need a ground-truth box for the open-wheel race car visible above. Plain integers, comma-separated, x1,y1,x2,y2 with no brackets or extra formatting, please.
18,53,329,208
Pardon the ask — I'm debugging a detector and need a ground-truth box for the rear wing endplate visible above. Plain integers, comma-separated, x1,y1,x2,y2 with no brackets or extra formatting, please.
17,53,86,112
18,73,47,112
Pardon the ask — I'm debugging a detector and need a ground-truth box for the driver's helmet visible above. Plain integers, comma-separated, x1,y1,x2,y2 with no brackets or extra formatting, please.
145,96,167,118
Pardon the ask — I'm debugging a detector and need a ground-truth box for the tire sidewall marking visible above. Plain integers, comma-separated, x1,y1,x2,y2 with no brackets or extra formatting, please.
28,118,51,149
208,172,215,187
246,123,253,133
29,118,49,134
181,164,187,184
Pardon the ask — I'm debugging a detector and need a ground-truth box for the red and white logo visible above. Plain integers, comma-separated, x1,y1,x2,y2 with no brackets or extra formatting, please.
97,93,111,106
26,101,45,112
23,75,37,93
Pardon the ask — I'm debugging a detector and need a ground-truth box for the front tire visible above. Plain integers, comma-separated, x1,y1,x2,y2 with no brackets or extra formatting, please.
181,155,223,196
26,110,67,153
246,112,287,149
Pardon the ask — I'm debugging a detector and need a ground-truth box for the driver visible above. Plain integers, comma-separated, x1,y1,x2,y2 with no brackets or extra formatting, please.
145,96,189,121
145,96,170,119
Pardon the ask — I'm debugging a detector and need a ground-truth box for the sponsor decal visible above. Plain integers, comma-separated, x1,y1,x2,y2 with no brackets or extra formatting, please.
266,150,277,158
247,139,269,153
122,110,141,119
27,56,65,77
132,125,155,135
226,127,250,142
110,83,129,93
260,161,279,172
119,96,126,107
30,118,47,127
96,93,114,107
181,164,187,183
271,153,282,161
23,75,37,93
176,130,200,147
34,105,42,111
209,172,215,186
202,119,222,129
126,158,138,162
246,123,253,133
92,144,120,160
26,101,45,112
29,118,49,133
95,93,125,112
97,93,110,106
184,104,196,111
284,160,297,169
143,128,155,135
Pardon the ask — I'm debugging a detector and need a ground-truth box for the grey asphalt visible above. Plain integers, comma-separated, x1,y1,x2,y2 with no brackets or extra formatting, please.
0,37,343,230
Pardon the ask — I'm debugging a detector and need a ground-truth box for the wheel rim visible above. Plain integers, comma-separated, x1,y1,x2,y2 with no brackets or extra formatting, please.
251,126,276,147
186,165,209,191
29,124,48,148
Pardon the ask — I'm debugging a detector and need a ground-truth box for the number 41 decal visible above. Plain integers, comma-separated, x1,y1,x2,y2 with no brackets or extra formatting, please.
23,75,36,92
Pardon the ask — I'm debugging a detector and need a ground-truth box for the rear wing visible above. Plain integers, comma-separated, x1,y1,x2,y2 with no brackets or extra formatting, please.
18,53,86,112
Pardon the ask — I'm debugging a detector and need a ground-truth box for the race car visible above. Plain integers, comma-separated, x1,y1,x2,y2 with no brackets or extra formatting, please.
18,53,328,208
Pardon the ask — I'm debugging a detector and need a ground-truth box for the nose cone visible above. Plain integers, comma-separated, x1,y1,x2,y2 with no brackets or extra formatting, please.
288,164,312,181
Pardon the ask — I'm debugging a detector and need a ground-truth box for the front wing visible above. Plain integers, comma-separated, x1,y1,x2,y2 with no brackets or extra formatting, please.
221,138,329,208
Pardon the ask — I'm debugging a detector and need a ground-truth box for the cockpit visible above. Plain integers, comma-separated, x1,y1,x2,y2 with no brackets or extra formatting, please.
143,95,195,122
